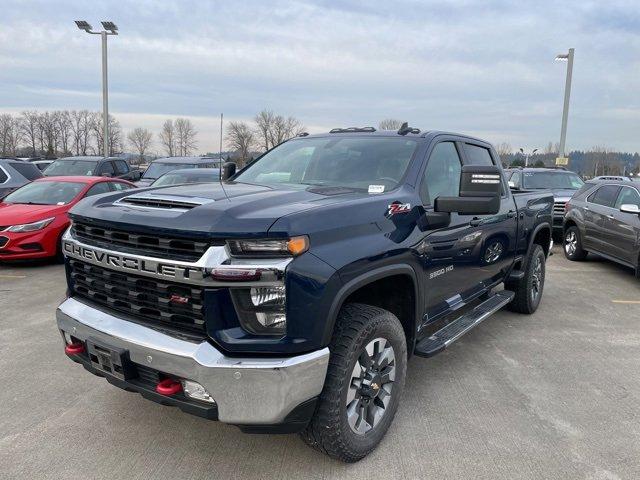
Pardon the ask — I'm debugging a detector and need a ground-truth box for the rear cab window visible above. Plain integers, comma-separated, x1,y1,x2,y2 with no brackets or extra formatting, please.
0,166,8,183
463,144,494,166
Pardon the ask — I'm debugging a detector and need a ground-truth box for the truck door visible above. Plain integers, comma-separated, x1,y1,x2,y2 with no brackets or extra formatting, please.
416,139,515,322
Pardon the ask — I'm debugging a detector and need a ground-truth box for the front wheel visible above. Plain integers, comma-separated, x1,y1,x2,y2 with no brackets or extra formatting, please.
300,303,407,462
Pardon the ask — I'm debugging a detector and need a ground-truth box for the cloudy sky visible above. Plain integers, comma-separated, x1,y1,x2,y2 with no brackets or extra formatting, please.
1,0,639,154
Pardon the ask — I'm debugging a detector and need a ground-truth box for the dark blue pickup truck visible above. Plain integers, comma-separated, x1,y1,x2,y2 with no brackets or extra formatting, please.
56,126,553,462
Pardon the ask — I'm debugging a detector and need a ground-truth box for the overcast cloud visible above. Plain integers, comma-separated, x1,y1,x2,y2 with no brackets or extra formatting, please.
1,0,639,154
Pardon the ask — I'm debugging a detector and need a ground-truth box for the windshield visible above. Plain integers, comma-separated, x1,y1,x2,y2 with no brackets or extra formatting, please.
523,171,584,190
152,170,220,186
234,137,418,191
3,181,85,205
44,160,96,176
142,163,198,179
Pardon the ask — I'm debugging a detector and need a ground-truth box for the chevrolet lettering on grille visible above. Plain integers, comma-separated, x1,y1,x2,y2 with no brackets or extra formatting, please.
63,241,204,281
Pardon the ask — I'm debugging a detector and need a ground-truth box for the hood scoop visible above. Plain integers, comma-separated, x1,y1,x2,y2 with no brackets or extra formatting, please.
116,193,215,211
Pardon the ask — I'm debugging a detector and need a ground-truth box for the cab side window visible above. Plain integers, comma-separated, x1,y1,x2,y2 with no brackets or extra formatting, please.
114,160,129,175
420,142,462,205
615,187,640,209
97,162,115,177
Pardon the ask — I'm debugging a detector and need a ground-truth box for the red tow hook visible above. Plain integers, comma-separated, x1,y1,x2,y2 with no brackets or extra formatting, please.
65,342,85,355
156,378,182,396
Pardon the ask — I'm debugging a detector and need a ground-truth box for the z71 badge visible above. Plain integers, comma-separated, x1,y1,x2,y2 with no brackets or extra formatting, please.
387,203,411,215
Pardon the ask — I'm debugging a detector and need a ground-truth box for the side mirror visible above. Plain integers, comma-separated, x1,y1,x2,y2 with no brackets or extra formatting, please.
221,161,237,180
508,180,516,189
620,204,640,214
435,165,502,215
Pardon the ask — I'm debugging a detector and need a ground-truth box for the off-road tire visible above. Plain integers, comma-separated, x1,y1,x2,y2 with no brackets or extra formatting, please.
563,226,588,261
300,303,407,462
505,244,546,314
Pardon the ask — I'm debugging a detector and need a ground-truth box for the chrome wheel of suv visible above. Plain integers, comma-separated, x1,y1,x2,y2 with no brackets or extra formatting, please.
346,337,396,435
565,230,577,256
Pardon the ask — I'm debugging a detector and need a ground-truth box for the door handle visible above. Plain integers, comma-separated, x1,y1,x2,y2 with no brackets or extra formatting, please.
507,210,517,218
607,214,615,220
470,218,482,227
584,206,590,211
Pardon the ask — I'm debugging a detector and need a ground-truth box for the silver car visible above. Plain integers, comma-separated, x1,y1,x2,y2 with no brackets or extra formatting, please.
0,159,43,198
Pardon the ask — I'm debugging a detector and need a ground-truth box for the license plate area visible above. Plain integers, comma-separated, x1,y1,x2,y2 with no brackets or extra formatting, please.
86,338,135,381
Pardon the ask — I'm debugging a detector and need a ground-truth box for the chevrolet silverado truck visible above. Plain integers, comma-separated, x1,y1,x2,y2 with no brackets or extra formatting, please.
56,126,553,462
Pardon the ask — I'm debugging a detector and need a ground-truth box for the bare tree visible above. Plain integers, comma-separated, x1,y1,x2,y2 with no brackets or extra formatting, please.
56,110,73,156
543,141,560,155
225,121,255,167
159,119,177,156
38,111,61,157
91,112,123,156
0,114,21,156
127,127,153,163
20,111,41,156
378,118,404,130
270,115,305,146
69,110,92,155
495,142,512,157
175,118,198,156
254,110,276,151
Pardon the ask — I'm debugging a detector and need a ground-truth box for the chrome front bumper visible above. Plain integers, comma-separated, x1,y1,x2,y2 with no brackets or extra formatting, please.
57,297,330,425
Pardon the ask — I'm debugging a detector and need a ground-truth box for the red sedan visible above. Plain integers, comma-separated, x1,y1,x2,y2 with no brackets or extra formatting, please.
0,176,135,261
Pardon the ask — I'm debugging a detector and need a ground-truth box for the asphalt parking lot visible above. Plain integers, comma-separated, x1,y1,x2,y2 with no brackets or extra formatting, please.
1,247,639,480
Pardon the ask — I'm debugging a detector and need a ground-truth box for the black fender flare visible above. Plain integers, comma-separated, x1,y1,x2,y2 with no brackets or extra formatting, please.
322,263,421,348
526,222,551,263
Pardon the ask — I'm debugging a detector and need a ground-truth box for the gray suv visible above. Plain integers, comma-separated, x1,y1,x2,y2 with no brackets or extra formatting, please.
0,159,43,198
563,180,640,274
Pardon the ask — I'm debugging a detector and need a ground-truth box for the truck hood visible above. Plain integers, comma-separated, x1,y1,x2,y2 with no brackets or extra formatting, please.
69,182,367,238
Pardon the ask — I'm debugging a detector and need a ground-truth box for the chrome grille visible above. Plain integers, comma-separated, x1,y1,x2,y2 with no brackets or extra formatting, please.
72,221,217,262
553,201,566,216
68,258,206,334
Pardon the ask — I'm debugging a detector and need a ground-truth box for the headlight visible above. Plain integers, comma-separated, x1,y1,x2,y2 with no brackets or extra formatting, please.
227,236,309,257
7,217,55,232
231,286,287,335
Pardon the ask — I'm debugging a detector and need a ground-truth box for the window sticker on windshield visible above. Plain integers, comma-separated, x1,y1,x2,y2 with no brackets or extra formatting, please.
57,202,65,205
368,185,385,194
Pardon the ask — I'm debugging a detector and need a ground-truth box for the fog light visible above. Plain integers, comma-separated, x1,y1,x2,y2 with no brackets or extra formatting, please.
182,380,215,403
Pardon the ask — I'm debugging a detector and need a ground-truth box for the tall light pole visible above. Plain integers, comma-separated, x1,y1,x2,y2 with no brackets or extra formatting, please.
75,20,118,157
519,148,538,167
555,48,574,164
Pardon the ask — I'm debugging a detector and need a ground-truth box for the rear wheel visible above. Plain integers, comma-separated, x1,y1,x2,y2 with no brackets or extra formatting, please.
300,303,407,462
506,244,546,314
563,226,587,261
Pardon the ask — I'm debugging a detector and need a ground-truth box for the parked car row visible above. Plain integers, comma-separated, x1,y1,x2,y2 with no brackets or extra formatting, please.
0,155,222,262
563,180,640,273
